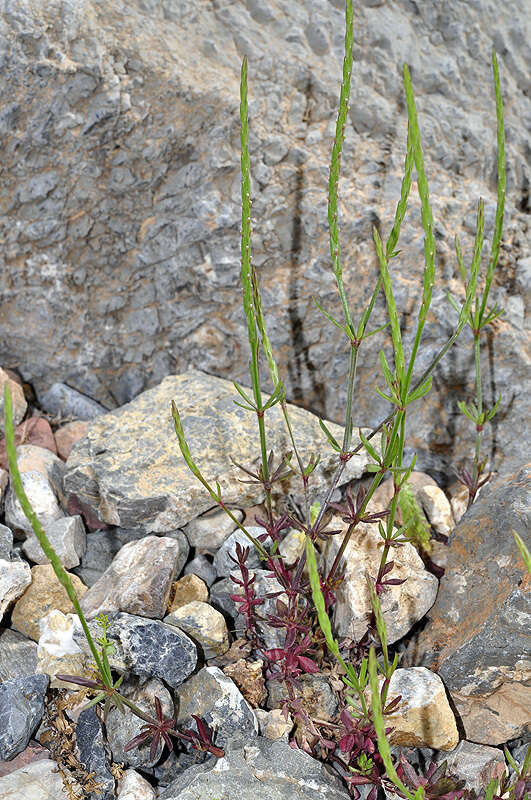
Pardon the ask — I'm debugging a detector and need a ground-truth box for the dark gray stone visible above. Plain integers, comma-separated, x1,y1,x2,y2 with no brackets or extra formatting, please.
0,673,49,760
184,554,217,587
73,612,197,689
39,383,107,421
0,629,39,680
0,524,13,561
159,736,351,799
175,666,258,750
75,708,114,798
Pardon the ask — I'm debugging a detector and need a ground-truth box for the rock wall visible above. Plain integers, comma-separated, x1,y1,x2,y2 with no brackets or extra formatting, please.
0,0,529,479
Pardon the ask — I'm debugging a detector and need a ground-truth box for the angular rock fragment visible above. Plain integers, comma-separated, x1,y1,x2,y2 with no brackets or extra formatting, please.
0,525,13,561
4,445,66,537
434,740,507,792
39,382,107,421
75,708,114,798
0,370,26,436
0,674,49,760
117,769,156,800
0,417,57,471
0,559,31,621
80,535,180,619
167,574,208,612
0,630,38,681
37,610,91,689
184,506,243,550
165,601,229,659
54,420,89,461
0,758,64,798
23,515,86,568
183,554,217,586
213,527,263,578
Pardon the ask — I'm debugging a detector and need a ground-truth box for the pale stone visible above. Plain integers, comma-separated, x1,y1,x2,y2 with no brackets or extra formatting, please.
11,564,87,641
279,529,306,565
0,758,64,799
22,515,86,568
0,559,31,622
0,370,26,436
184,506,243,550
118,769,156,800
418,485,454,537
450,483,470,524
254,708,293,740
80,535,180,620
54,421,89,461
323,516,438,643
435,740,507,791
37,610,91,689
167,574,208,613
372,667,459,751
4,445,65,537
165,600,230,659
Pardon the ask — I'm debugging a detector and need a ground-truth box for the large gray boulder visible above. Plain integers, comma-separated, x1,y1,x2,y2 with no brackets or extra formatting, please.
0,0,529,479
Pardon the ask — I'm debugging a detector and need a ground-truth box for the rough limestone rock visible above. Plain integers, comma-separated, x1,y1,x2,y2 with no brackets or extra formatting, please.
434,740,507,792
54,420,90,461
0,417,57,471
4,445,66,537
22,514,86,568
73,612,197,689
0,559,31,621
370,667,459,751
117,769,156,800
0,370,26,436
80,535,180,619
64,372,375,531
323,516,439,644
37,610,92,689
0,630,38,681
159,736,351,800
165,600,230,659
0,674,49,760
0,759,65,800
408,465,531,745
39,382,107,421
184,506,243,551
0,0,529,482
75,708,114,798
167,574,208,612
11,563,88,641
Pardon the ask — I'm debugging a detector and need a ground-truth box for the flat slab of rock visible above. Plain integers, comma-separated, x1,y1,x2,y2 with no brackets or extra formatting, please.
0,674,49,760
80,535,180,620
323,516,438,644
409,464,531,745
159,736,351,800
0,758,65,799
63,372,376,532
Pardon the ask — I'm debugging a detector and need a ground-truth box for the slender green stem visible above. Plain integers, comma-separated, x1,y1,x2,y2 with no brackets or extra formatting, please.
342,343,360,453
473,332,483,472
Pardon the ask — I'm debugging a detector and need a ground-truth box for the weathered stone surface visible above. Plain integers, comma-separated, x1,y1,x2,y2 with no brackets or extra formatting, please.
159,736,351,799
73,612,197,688
223,660,267,709
0,630,38,681
214,527,264,578
117,769,156,800
434,740,507,792
4,445,66,537
11,563,88,641
0,559,31,621
183,554,217,587
39,383,107,421
0,0,529,485
184,506,243,551
63,373,377,531
75,527,188,588
370,667,459,751
75,708,114,798
0,674,49,760
0,758,64,799
0,526,13,561
417,484,455,538
23,515,86,568
267,673,338,722
235,568,287,650
167,574,208,612
106,678,173,769
37,610,91,689
408,465,531,745
254,708,293,741
323,516,438,644
0,741,50,778
0,471,8,510
80,535,180,620
0,418,57,471
54,420,89,461
210,577,240,622
0,371,26,437
175,666,258,750
165,601,230,660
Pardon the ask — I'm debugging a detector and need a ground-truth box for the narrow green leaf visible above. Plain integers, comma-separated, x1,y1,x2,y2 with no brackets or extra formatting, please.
373,226,405,384
405,376,432,405
314,298,352,338
319,419,342,452
513,531,531,576
359,428,381,464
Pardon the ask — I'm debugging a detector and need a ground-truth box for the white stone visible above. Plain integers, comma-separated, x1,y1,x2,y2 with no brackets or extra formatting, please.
37,610,91,689
418,485,454,537
23,515,86,568
0,559,31,622
323,516,438,644
279,529,306,564
184,506,243,550
0,759,64,799
118,769,156,800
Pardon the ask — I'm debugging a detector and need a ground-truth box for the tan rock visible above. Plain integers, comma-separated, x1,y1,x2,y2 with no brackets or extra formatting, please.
165,600,230,659
254,708,293,740
0,369,27,436
418,484,454,537
11,564,87,641
0,469,7,505
323,515,438,643
80,535,180,620
54,421,89,461
117,769,156,800
167,574,208,612
371,667,459,750
223,659,267,708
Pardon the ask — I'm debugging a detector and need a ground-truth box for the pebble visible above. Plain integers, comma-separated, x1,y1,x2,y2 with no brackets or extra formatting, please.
418,484,455,537
183,506,243,550
0,369,27,436
0,630,38,681
39,382,107,421
167,574,208,612
4,445,66,537
0,417,56,471
434,740,507,791
75,707,114,796
183,554,217,586
0,525,13,561
165,600,230,660
0,758,64,799
213,527,264,578
22,514,86,568
54,420,89,461
37,609,91,689
0,558,31,621
117,769,156,800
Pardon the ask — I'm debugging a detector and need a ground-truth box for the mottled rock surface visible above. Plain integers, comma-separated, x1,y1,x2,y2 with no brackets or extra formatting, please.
184,506,243,550
117,769,156,800
22,514,86,568
4,445,65,537
323,516,439,643
408,465,531,745
214,526,264,578
0,559,31,621
0,630,38,681
73,612,197,688
75,708,114,798
0,371,26,437
40,383,107,421
0,674,49,760
80,535,180,619
64,373,376,531
159,736,351,799
0,758,64,799
0,418,56,471
37,610,91,688
11,563,87,641
434,740,507,792
54,420,89,461
165,600,229,659
167,574,208,612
